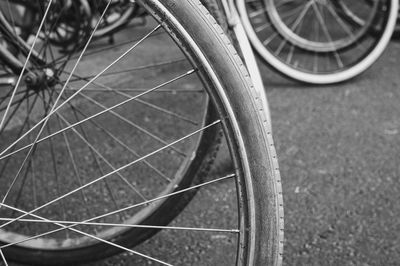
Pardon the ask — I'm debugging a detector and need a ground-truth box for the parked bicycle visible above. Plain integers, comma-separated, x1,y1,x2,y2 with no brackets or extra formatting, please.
0,0,282,265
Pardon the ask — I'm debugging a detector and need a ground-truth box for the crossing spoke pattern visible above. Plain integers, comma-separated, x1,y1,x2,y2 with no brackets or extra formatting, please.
241,0,396,83
0,1,244,265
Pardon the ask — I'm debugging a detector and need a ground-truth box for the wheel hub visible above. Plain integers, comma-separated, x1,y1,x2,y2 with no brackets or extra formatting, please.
24,68,57,91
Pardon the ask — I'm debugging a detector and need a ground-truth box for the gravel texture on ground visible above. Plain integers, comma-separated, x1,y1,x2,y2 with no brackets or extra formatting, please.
264,41,400,266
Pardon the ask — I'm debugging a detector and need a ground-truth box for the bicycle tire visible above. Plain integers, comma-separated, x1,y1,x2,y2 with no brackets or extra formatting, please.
0,0,220,263
0,0,283,265
391,6,400,39
238,0,398,84
201,0,228,29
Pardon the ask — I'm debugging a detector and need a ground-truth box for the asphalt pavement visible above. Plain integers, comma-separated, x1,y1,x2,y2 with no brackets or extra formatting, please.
263,40,400,266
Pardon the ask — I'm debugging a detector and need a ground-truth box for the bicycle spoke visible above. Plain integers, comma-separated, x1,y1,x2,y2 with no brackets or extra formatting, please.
0,70,196,161
0,203,173,266
0,93,39,195
53,31,166,65
0,217,239,233
46,88,147,208
0,0,53,131
0,119,221,230
325,3,356,39
290,1,313,33
0,0,115,188
59,98,172,182
26,93,38,210
275,4,309,56
45,118,70,239
67,58,187,82
55,112,148,201
0,91,35,114
76,91,187,156
254,5,303,33
249,8,265,19
0,0,56,206
54,23,161,86
28,0,113,150
30,157,37,210
0,248,7,266
54,115,97,222
311,2,344,68
0,24,163,158
60,87,204,93
0,89,26,107
0,173,235,248
0,1,285,264
0,92,33,136
0,88,55,207
63,72,199,126
4,1,17,36
9,160,32,215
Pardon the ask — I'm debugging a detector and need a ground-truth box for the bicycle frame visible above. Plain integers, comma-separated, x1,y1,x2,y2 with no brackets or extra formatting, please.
0,11,24,74
0,5,47,75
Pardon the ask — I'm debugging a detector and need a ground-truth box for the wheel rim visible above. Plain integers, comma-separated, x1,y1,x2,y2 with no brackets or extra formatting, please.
0,0,214,253
264,0,380,52
240,0,397,83
0,1,267,265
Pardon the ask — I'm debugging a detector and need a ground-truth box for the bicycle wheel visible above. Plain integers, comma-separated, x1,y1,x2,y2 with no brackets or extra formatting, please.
392,5,400,38
238,0,398,84
0,0,283,265
0,0,218,263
